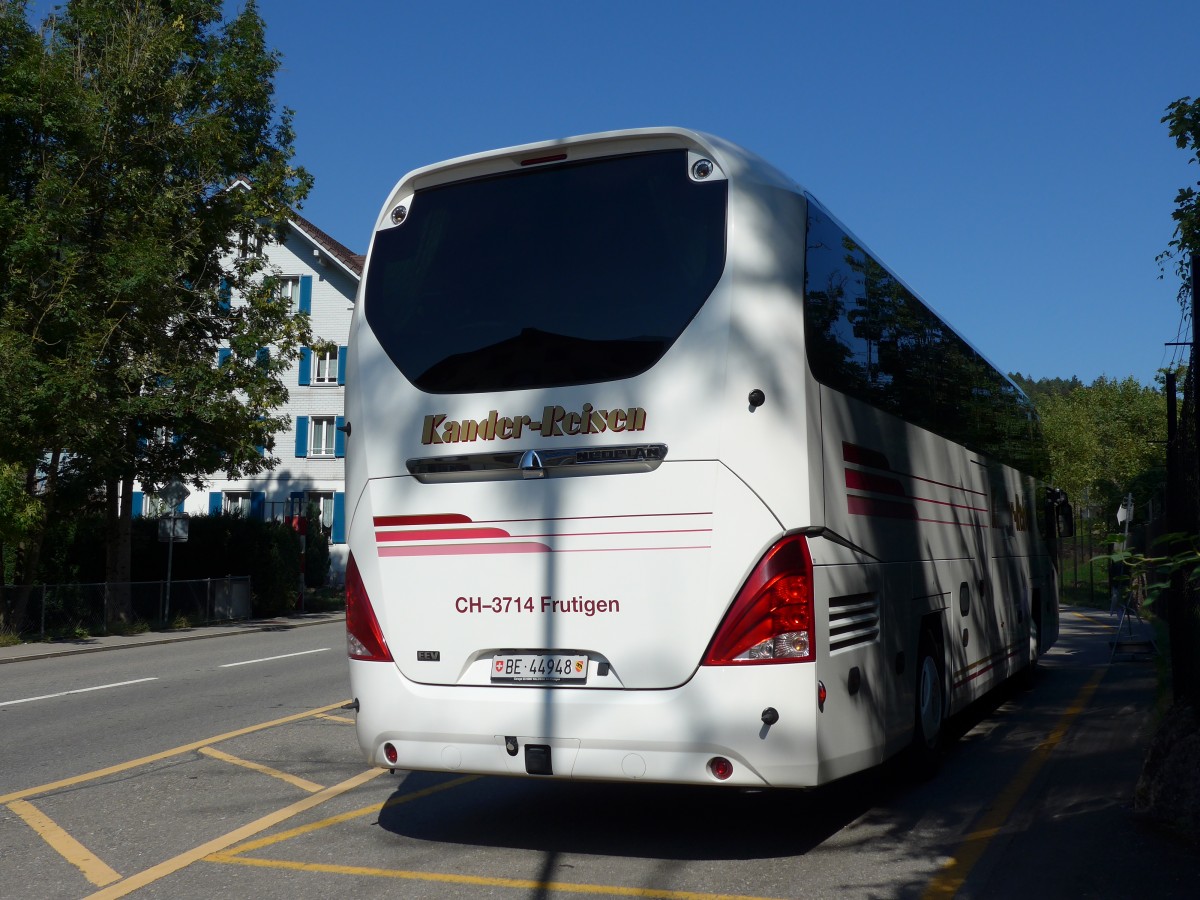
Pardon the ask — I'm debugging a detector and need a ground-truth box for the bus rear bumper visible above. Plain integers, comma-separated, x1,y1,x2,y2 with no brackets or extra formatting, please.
350,658,826,788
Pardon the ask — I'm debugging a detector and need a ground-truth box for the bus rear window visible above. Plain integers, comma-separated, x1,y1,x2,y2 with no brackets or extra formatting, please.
363,149,727,393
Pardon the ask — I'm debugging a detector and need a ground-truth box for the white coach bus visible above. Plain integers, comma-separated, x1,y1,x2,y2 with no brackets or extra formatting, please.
343,128,1072,788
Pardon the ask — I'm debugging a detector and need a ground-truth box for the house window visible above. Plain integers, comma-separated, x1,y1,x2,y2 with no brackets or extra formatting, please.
224,492,253,516
144,494,177,518
310,417,336,457
314,348,339,384
275,276,301,311
307,492,335,531
237,230,263,259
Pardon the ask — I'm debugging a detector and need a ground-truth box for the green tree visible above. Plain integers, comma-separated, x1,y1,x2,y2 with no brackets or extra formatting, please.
1160,96,1200,302
1031,375,1169,528
0,0,312,629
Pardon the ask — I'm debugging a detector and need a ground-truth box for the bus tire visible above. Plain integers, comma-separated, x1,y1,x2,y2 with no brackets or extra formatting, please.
1021,616,1040,690
910,628,944,777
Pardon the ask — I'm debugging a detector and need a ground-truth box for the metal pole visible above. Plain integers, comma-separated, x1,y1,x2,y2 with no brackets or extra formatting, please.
164,511,175,625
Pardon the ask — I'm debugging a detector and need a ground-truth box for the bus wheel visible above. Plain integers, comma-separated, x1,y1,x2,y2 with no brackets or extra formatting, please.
1021,617,1040,690
910,629,944,777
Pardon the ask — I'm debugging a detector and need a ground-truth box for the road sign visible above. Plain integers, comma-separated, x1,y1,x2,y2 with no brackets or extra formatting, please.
159,479,190,509
158,517,189,543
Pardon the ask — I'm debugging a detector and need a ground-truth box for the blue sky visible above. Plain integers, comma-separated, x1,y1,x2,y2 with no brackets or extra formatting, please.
28,1,1200,386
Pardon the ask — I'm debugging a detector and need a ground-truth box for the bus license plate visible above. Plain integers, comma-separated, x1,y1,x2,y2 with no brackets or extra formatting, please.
492,654,587,682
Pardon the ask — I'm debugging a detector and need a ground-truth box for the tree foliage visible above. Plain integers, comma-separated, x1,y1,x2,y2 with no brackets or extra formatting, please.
0,0,311,627
1017,374,1170,526
1160,96,1200,308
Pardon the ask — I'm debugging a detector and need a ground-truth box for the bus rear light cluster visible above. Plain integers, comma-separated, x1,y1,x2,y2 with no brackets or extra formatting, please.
346,553,394,662
703,534,815,665
383,743,398,765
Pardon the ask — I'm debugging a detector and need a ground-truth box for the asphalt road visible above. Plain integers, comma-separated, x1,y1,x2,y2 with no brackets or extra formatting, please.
1,613,1197,899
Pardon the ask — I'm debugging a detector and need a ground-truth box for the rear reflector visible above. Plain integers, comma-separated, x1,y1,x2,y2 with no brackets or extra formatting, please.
346,553,393,662
703,534,815,665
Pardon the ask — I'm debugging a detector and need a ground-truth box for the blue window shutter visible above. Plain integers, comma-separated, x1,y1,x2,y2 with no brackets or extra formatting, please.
334,416,346,458
131,491,144,518
298,347,311,385
209,492,222,515
255,347,270,369
251,491,266,521
337,346,347,385
295,416,309,457
218,347,231,368
299,275,313,315
218,278,231,312
332,492,345,544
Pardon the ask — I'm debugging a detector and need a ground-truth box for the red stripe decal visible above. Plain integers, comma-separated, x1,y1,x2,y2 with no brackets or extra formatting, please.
847,495,918,520
373,513,472,527
843,441,892,470
375,527,511,543
378,542,551,557
845,469,907,496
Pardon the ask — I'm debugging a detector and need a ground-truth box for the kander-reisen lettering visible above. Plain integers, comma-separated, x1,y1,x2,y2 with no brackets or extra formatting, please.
422,404,647,445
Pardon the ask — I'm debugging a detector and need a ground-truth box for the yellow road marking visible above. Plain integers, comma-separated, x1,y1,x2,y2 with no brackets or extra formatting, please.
1071,610,1116,628
0,700,349,805
216,773,478,857
921,667,1106,898
7,799,121,887
199,746,325,793
83,767,387,900
210,854,784,900
314,712,355,724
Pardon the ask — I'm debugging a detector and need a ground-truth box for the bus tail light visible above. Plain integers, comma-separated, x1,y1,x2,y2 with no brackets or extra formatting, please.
703,534,815,665
346,553,393,662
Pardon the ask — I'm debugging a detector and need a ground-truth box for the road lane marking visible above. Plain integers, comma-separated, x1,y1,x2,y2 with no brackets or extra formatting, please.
83,767,387,900
0,677,158,707
314,712,355,724
215,773,480,857
0,700,350,805
7,799,121,887
210,772,785,899
219,648,330,668
199,746,325,793
1071,609,1117,628
921,666,1106,898
210,855,785,900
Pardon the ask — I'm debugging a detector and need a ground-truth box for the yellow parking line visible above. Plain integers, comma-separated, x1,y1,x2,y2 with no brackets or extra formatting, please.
83,767,386,899
199,746,325,793
211,854,784,900
314,713,355,724
921,667,1106,898
7,799,121,887
0,700,349,805
215,773,479,858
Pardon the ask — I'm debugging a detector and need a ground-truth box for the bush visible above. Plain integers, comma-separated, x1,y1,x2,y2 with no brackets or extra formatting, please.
304,504,331,588
49,512,303,617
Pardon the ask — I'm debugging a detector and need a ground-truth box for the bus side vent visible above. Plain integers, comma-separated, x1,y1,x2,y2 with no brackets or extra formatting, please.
828,593,880,653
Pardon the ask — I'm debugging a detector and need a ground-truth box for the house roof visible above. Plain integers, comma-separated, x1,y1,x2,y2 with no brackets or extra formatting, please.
226,176,363,280
289,210,364,279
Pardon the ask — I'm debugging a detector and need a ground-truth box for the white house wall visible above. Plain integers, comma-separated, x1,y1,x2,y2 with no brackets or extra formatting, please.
135,221,360,584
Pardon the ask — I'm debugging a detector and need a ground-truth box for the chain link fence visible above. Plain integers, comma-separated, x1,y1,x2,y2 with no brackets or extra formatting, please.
2,577,252,639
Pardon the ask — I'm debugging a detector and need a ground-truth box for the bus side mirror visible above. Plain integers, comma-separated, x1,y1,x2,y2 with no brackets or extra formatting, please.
1057,502,1074,538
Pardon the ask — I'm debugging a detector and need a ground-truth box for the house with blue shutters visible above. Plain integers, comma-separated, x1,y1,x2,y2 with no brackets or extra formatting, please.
133,201,363,582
